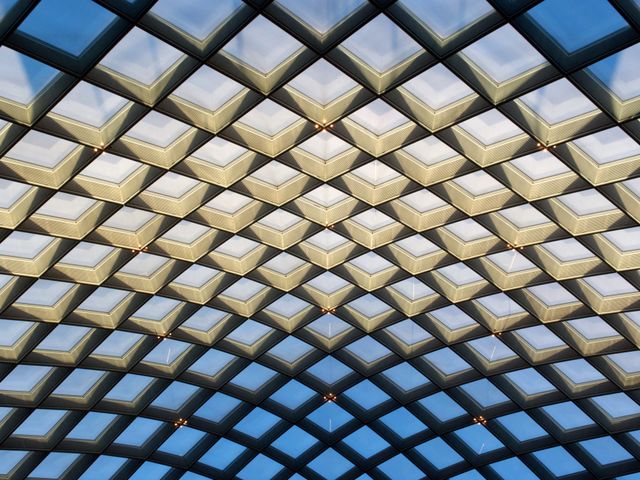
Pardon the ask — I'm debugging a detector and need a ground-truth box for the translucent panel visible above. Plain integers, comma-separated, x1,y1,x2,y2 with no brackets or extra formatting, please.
239,100,302,136
16,280,74,307
418,391,467,422
348,99,410,135
572,127,640,164
401,63,475,110
504,368,556,395
341,14,422,72
0,365,52,392
540,238,595,262
542,402,595,430
229,363,278,391
307,449,354,480
158,427,206,456
385,320,431,349
220,278,266,301
307,401,354,432
430,305,477,330
151,381,199,410
516,325,565,350
52,82,129,127
125,111,191,147
587,43,640,101
298,131,352,160
580,436,633,465
0,46,60,104
114,417,163,446
461,24,547,83
143,339,190,365
378,455,424,480
277,0,364,34
226,319,272,346
526,0,629,54
414,437,464,470
380,407,428,438
237,454,283,480
5,130,77,168
17,0,116,57
0,451,28,476
602,226,640,251
402,136,460,165
509,150,571,180
467,336,517,362
382,362,430,391
92,331,143,358
287,59,359,105
0,319,34,347
270,380,315,411
149,0,242,41
344,380,391,410
343,426,390,458
0,178,31,209
194,392,242,423
222,15,303,74
499,204,550,228
0,231,55,259
351,209,396,230
198,438,246,470
99,27,184,85
343,336,392,363
171,65,244,111
306,356,353,384
519,78,597,124
191,136,247,166
35,192,96,220
77,288,130,314
58,242,114,268
460,379,510,407
66,412,117,441
453,169,505,195
105,374,153,402
102,207,155,231
591,392,640,418
457,109,523,145
583,273,636,296
268,336,313,363
496,411,547,442
398,0,494,38
490,457,538,480
51,369,104,396
79,456,128,480
272,425,318,458
351,160,401,185
438,262,484,285
425,348,472,375
233,407,280,439
527,283,579,306
14,409,66,437
28,452,80,479
567,317,620,340
455,424,505,454
306,314,351,338
532,446,585,476
119,254,170,277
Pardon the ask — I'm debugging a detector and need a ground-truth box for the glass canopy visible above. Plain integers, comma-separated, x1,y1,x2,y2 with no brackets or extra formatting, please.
0,0,639,479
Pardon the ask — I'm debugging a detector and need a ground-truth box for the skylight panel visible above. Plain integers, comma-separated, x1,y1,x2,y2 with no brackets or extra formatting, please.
221,15,304,74
276,0,365,35
17,0,117,57
149,0,242,41
526,0,630,54
99,27,184,85
340,14,423,72
461,24,547,83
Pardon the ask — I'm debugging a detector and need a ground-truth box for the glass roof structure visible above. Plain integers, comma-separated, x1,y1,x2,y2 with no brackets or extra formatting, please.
0,0,640,479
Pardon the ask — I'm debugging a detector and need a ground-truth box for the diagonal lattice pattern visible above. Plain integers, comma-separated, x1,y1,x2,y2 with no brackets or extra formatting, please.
0,0,640,479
